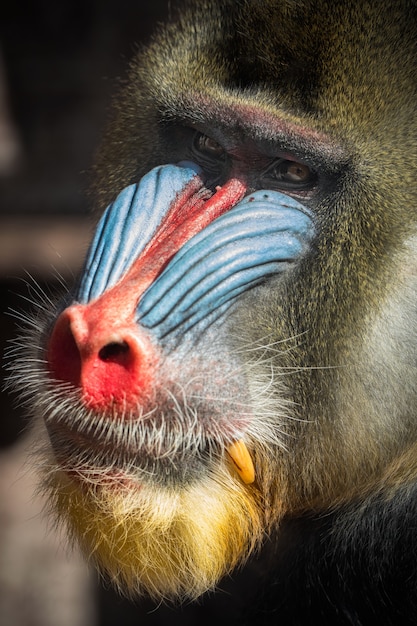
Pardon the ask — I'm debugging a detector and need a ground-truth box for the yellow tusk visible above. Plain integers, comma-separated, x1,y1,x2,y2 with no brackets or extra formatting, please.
227,439,255,484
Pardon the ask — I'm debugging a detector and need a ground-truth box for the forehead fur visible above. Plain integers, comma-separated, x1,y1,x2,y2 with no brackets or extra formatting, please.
141,0,417,127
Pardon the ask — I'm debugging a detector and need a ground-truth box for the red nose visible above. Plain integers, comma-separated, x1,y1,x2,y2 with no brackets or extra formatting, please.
47,299,158,411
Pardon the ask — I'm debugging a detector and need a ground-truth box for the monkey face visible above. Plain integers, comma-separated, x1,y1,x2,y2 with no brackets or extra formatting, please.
47,162,314,478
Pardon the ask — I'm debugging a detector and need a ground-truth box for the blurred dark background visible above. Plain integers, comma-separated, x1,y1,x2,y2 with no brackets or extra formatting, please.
0,2,260,625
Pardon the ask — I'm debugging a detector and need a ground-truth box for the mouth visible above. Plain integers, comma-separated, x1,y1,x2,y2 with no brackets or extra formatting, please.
42,355,257,489
47,416,256,489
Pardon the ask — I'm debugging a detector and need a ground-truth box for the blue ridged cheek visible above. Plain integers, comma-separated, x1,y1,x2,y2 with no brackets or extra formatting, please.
77,163,201,304
138,190,315,341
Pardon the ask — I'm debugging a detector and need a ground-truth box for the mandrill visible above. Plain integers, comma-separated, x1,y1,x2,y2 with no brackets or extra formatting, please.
8,0,417,623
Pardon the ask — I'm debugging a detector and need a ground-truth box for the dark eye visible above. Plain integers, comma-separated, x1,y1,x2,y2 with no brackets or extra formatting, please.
194,132,224,157
191,131,227,174
263,158,317,190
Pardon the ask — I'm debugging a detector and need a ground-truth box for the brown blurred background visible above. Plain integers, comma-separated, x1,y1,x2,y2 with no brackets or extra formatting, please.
0,2,259,625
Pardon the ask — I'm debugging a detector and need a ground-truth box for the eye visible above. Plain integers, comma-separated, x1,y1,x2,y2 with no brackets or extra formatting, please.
191,131,227,173
263,158,317,190
283,162,311,183
194,132,224,157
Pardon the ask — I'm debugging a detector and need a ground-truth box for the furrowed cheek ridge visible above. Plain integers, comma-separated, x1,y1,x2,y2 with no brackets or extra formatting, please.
78,162,315,344
77,163,204,303
138,188,315,342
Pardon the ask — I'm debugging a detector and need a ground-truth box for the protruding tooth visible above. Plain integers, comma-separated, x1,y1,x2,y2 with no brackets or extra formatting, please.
227,439,255,484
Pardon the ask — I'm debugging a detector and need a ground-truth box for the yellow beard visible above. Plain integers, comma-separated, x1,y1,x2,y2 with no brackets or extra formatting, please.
45,464,264,601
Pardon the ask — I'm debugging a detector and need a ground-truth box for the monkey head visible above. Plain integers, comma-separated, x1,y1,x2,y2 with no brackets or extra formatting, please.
8,0,417,607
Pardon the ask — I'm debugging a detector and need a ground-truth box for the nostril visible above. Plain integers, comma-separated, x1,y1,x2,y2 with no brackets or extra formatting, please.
47,312,82,387
99,341,130,363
